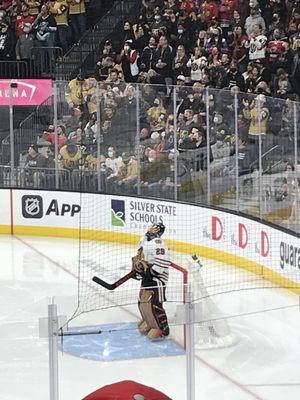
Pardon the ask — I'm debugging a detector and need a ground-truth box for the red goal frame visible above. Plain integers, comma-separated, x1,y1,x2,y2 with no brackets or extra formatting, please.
171,262,188,349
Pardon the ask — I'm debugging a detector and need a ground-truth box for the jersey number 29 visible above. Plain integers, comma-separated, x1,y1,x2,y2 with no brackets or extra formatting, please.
156,248,165,255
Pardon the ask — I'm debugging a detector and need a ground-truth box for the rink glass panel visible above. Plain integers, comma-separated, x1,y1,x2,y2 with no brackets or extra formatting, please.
0,81,298,233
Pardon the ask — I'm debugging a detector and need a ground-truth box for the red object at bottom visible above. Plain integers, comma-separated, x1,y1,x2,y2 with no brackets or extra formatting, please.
82,380,172,400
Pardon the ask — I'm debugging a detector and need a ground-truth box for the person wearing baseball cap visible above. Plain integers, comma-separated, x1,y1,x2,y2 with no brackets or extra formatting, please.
176,75,186,86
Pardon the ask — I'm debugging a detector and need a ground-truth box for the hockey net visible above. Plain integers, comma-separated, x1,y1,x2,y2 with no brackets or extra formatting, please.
70,193,236,349
73,236,236,349
170,253,237,349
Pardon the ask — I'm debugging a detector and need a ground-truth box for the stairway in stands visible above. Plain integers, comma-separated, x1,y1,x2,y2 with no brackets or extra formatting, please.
56,0,140,80
1,0,140,166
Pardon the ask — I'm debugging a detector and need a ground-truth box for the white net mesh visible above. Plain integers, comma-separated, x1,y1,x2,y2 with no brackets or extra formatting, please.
170,253,237,348
72,194,189,317
72,192,291,349
75,200,236,348
74,238,187,314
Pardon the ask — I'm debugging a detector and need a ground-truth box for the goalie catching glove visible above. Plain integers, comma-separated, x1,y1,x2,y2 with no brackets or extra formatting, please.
132,253,148,275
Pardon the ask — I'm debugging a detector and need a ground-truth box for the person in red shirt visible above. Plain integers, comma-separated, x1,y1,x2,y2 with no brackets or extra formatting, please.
117,40,139,82
232,25,248,66
42,125,67,149
200,0,220,27
15,5,35,38
180,0,197,14
218,0,235,37
0,0,12,11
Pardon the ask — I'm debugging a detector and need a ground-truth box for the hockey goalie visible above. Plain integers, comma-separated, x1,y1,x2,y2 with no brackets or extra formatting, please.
132,223,171,341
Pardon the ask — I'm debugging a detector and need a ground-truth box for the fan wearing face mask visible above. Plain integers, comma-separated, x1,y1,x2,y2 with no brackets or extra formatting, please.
140,149,168,196
113,152,138,194
105,146,124,183
150,9,165,35
174,23,190,52
117,40,139,82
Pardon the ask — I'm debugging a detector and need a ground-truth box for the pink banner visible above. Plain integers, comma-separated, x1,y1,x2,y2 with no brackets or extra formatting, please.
0,79,53,106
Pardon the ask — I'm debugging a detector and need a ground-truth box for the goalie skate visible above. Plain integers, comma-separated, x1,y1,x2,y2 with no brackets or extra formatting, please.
147,328,165,341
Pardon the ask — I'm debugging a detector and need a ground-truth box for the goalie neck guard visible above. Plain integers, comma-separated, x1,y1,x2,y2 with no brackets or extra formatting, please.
146,223,165,241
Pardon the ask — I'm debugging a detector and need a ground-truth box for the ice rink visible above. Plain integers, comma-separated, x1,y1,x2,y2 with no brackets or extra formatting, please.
1,234,300,400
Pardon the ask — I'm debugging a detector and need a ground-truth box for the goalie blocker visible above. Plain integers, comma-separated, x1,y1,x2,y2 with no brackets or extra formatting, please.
133,223,170,341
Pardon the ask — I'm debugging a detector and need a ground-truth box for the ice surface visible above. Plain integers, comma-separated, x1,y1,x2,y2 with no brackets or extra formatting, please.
0,235,300,400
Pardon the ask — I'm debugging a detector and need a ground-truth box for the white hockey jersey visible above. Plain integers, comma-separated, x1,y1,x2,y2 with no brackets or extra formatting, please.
138,235,170,285
245,35,267,60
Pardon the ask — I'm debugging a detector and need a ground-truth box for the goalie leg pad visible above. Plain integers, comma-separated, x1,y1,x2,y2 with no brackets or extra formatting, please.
138,289,170,337
138,320,150,334
152,304,169,337
138,289,160,331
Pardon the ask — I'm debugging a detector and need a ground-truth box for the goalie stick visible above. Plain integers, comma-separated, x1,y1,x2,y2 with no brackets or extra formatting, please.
92,270,136,290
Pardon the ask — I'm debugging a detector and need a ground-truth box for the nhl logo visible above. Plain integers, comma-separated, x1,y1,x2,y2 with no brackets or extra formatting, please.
22,195,43,219
25,198,40,216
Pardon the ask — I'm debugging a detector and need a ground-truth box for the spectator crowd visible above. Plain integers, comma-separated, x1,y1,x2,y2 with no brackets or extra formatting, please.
1,0,299,225
94,0,300,97
0,0,88,62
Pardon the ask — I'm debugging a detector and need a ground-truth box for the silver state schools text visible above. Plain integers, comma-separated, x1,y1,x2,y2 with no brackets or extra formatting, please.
129,200,176,216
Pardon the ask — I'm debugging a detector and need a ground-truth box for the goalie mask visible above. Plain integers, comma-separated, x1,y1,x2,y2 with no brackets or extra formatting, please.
146,223,165,241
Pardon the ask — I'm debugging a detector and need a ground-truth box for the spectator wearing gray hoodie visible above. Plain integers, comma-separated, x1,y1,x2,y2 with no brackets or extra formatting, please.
244,5,266,37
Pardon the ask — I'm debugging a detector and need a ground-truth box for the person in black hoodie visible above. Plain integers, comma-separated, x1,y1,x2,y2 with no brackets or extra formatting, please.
221,61,245,91
133,24,150,54
0,22,14,60
178,127,206,150
96,40,116,79
32,4,57,47
117,20,135,52
172,23,191,53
